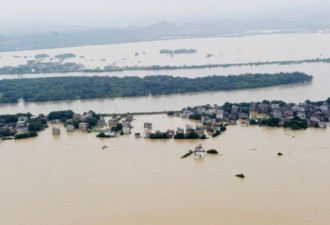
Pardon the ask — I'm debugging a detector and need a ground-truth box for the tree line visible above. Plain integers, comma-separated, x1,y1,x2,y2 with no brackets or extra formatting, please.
0,72,313,103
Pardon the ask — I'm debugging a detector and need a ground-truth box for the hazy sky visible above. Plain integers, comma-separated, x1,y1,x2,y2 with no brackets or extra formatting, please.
0,0,327,32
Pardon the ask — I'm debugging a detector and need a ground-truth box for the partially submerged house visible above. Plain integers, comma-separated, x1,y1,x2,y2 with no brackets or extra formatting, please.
123,127,130,134
66,124,75,132
144,122,152,129
194,145,205,158
52,127,60,135
79,123,88,131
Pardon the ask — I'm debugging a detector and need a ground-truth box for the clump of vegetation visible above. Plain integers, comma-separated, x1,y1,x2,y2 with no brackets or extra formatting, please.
188,113,202,120
28,118,48,132
236,173,245,178
174,132,203,139
48,110,74,121
102,145,108,149
283,116,308,130
249,119,257,125
96,132,110,138
200,134,207,139
55,53,76,60
181,150,193,159
14,131,38,139
35,54,49,59
110,123,123,132
167,111,175,116
206,149,218,154
262,117,281,127
149,132,170,139
220,125,227,132
277,152,283,156
211,129,221,137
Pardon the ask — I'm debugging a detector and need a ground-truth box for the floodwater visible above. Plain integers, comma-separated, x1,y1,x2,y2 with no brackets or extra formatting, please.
0,62,330,115
0,114,329,225
1,33,330,69
1,32,330,225
1,33,330,114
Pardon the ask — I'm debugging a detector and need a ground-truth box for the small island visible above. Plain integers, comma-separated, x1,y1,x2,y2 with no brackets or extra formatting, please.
35,54,49,59
54,53,76,60
160,49,197,54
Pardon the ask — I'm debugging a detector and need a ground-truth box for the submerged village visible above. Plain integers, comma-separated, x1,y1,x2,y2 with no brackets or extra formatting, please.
1,98,330,142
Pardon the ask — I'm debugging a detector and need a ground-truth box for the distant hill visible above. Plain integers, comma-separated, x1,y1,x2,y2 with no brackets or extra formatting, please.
303,11,330,26
0,17,330,52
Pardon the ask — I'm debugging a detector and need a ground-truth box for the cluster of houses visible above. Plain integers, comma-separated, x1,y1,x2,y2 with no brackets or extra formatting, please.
0,122,16,137
181,106,231,132
109,116,133,133
99,115,134,137
0,115,41,138
175,124,206,138
6,100,328,139
51,112,136,136
0,61,84,75
250,101,330,128
142,123,206,139
181,100,330,129
134,122,152,138
52,111,105,135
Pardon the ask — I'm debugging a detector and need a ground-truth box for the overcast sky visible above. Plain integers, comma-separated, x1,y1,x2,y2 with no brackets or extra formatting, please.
0,0,328,33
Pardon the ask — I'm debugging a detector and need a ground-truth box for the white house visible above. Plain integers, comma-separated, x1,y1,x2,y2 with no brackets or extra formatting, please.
123,127,130,134
105,131,116,137
297,113,306,120
79,123,88,131
194,145,205,158
271,104,280,109
18,116,28,122
66,124,75,132
320,104,329,112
